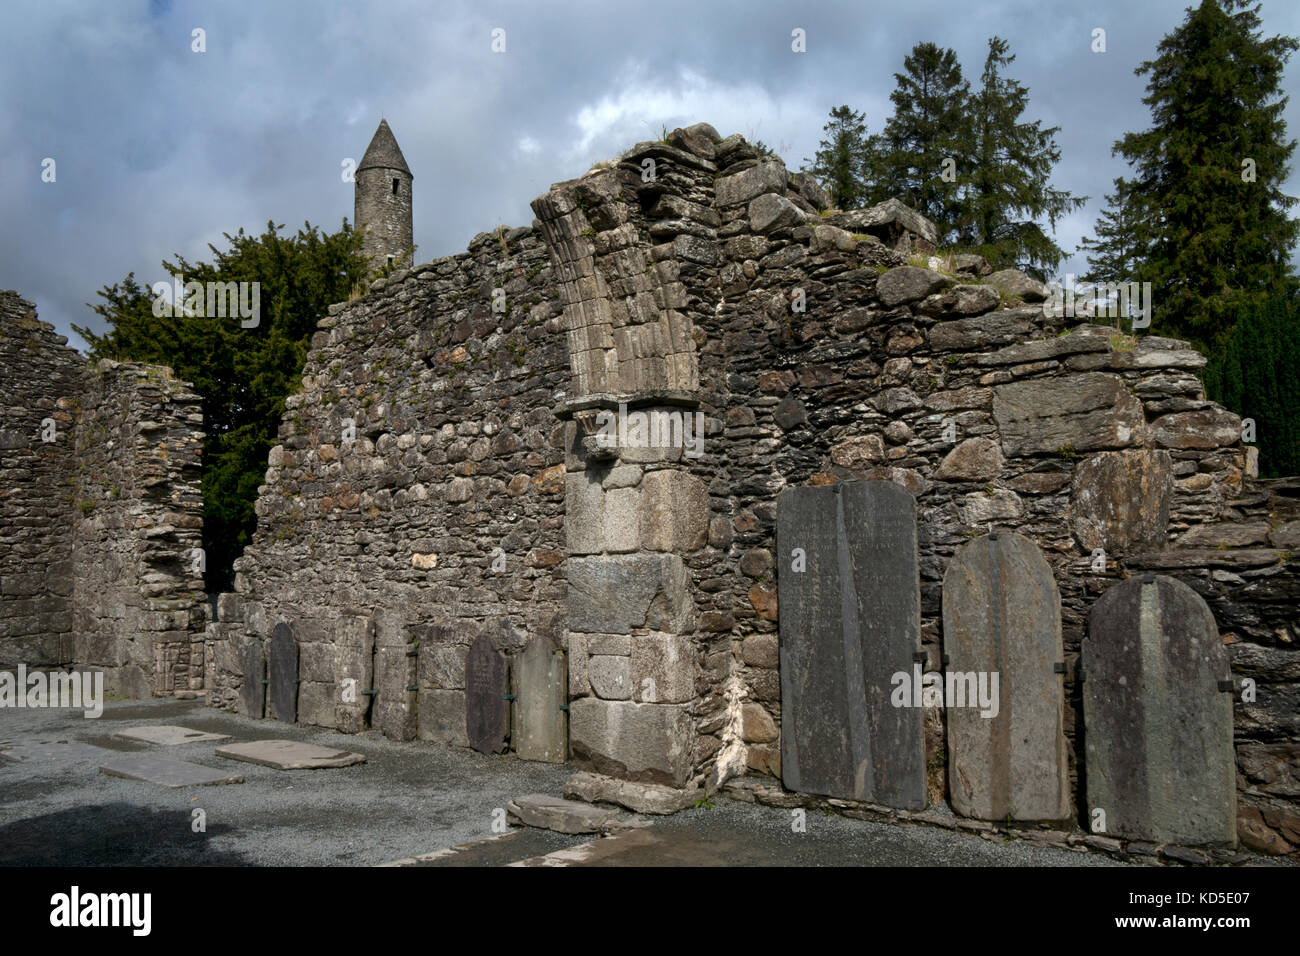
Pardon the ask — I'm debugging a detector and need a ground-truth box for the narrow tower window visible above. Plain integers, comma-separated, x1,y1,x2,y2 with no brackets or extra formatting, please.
392,177,399,195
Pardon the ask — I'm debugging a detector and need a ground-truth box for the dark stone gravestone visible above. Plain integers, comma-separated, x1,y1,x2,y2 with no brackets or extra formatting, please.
239,639,265,719
943,532,1068,821
1084,574,1236,845
268,623,298,723
512,634,567,763
777,480,926,809
466,632,510,754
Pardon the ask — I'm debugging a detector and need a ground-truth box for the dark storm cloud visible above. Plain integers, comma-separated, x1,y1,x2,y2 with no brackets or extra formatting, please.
1,0,1297,349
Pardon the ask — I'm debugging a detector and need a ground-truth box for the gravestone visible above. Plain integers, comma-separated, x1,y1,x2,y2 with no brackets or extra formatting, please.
216,740,365,770
942,532,1068,821
1084,574,1236,845
335,616,375,734
777,480,926,809
269,623,298,723
113,726,231,745
100,754,245,788
466,633,510,754
512,635,567,763
239,639,265,719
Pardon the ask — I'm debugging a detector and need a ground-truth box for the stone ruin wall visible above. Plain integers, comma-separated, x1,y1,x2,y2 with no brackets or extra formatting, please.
205,228,571,743
0,290,206,696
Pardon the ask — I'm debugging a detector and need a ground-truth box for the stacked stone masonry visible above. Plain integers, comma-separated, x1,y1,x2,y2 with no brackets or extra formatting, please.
1,290,205,696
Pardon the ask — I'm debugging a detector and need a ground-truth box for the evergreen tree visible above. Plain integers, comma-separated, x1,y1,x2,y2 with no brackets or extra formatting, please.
73,220,369,591
957,37,1086,276
1078,178,1145,283
1204,292,1300,477
805,105,873,210
870,42,971,237
1106,0,1298,353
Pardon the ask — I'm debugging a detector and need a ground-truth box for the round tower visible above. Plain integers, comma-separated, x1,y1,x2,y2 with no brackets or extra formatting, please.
354,119,414,272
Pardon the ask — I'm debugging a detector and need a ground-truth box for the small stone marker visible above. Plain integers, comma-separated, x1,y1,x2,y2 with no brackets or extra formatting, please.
100,754,245,788
943,532,1068,821
777,480,926,809
215,739,365,770
239,639,266,719
269,623,298,723
466,633,510,755
113,726,231,746
1084,574,1236,845
505,794,640,834
512,635,567,763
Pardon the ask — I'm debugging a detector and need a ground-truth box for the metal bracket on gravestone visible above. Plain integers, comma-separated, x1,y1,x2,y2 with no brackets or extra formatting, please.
1084,574,1236,846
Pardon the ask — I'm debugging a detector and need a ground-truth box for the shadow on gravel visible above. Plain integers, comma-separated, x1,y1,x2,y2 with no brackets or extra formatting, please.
0,804,248,866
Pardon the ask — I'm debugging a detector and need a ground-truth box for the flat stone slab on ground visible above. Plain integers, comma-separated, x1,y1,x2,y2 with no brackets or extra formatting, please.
112,725,232,746
505,793,647,835
99,754,245,788
215,739,366,770
0,740,113,765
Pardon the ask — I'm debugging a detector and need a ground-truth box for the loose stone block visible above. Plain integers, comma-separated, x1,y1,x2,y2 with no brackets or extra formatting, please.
238,639,265,719
100,754,245,788
466,633,510,754
512,634,567,764
1084,575,1236,845
268,622,298,723
113,725,231,745
569,698,694,787
505,794,628,834
563,770,701,814
942,532,1068,821
215,740,365,769
776,480,926,809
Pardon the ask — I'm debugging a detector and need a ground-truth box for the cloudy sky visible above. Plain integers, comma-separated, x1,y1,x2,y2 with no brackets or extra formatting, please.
3,0,1298,350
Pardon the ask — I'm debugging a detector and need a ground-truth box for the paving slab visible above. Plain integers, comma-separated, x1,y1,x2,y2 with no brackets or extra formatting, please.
112,725,232,746
505,793,646,834
215,739,366,769
0,740,113,766
99,754,245,788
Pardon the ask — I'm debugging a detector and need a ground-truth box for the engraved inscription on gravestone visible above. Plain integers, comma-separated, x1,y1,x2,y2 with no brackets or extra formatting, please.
1084,574,1236,846
466,633,510,755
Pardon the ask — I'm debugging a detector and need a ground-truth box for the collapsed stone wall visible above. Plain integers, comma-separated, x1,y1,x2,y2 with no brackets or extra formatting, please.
0,290,206,696
0,291,82,667
207,227,569,741
70,361,206,698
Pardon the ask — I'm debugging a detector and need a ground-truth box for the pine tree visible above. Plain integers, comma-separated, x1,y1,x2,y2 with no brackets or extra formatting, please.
1108,0,1298,353
870,43,971,238
805,105,873,210
73,220,369,591
1079,178,1145,282
957,37,1086,277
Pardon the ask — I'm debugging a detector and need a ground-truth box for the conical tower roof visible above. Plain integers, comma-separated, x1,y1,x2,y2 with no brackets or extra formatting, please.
358,119,412,176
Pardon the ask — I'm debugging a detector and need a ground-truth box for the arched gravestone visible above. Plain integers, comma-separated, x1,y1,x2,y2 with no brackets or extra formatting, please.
1084,574,1236,846
239,639,265,719
942,532,1068,821
777,480,926,809
466,633,510,755
512,634,567,763
268,623,298,723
